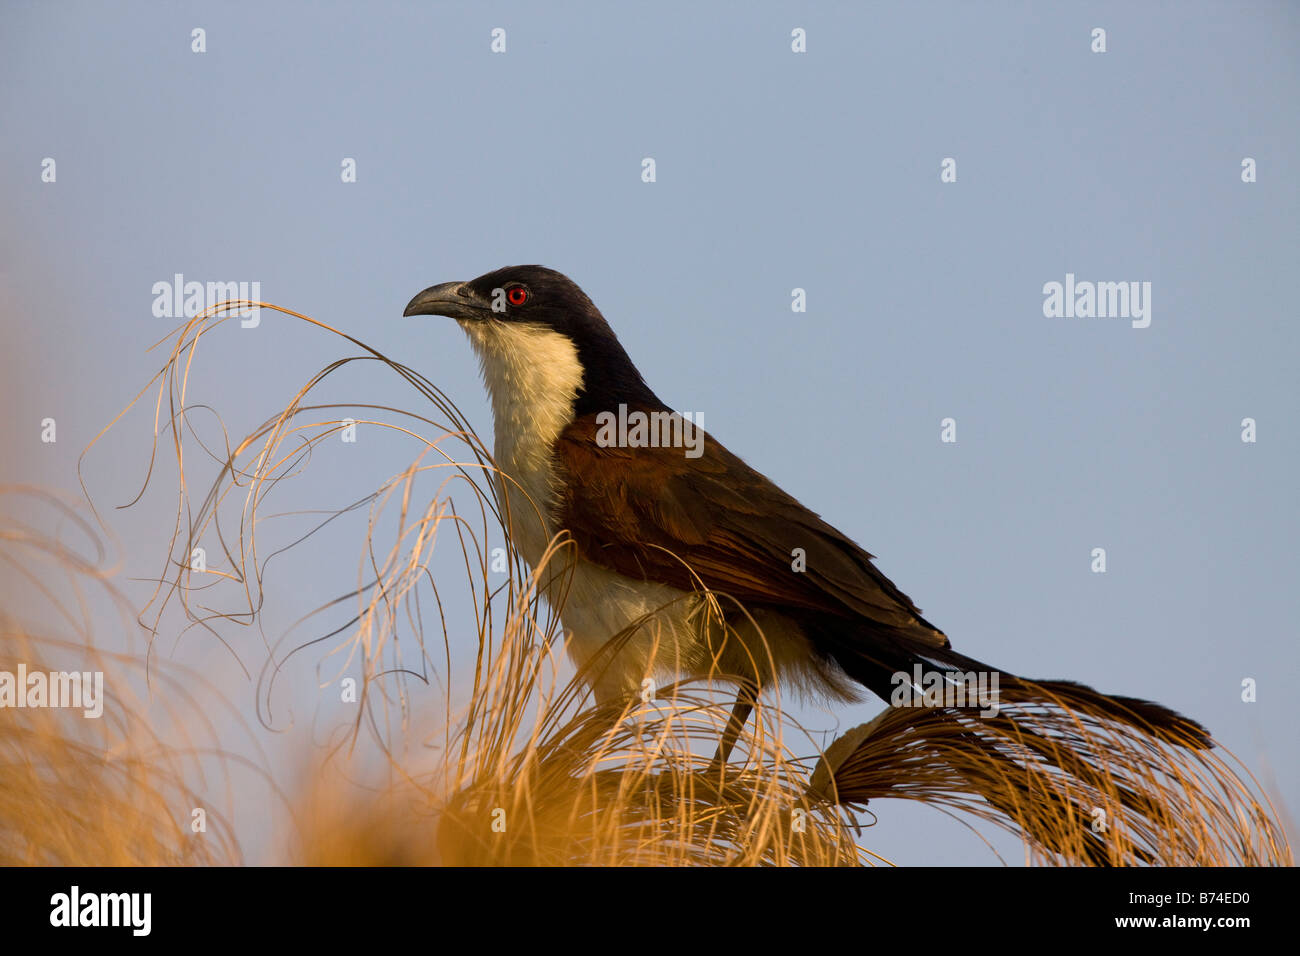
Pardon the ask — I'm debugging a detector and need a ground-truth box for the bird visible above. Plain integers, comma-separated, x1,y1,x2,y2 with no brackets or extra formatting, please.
404,264,1210,773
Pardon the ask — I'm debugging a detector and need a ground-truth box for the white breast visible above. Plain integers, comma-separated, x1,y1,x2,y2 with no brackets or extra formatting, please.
460,319,581,570
458,319,705,701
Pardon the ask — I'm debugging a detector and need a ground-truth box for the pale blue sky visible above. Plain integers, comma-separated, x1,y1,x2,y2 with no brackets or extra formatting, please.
1,1,1296,864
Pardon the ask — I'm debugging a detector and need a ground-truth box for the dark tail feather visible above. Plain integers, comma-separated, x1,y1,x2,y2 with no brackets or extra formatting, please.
816,626,1212,750
804,627,1246,864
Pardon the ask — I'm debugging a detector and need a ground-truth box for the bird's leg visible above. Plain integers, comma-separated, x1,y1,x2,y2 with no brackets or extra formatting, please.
706,681,758,777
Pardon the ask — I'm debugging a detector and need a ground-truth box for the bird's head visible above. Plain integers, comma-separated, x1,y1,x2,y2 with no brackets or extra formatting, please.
404,265,662,417
404,264,595,330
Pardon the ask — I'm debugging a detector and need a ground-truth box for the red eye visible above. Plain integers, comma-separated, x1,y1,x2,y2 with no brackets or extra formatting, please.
507,286,529,307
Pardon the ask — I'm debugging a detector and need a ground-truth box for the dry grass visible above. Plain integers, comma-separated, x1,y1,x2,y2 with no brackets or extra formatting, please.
0,489,245,865
2,298,1284,866
809,688,1289,866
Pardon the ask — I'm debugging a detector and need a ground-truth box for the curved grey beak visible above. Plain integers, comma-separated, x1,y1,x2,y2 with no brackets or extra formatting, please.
403,281,484,319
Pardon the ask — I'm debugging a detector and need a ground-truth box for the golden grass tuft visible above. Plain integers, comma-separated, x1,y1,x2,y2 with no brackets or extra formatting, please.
810,690,1290,865
0,489,244,865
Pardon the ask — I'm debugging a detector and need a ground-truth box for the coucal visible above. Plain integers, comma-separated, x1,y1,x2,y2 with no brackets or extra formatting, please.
404,265,1208,769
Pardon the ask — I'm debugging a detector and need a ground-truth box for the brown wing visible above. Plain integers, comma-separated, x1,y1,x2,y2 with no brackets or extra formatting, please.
552,409,944,637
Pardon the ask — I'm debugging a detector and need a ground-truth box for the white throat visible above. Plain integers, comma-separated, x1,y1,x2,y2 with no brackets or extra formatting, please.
458,319,584,567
